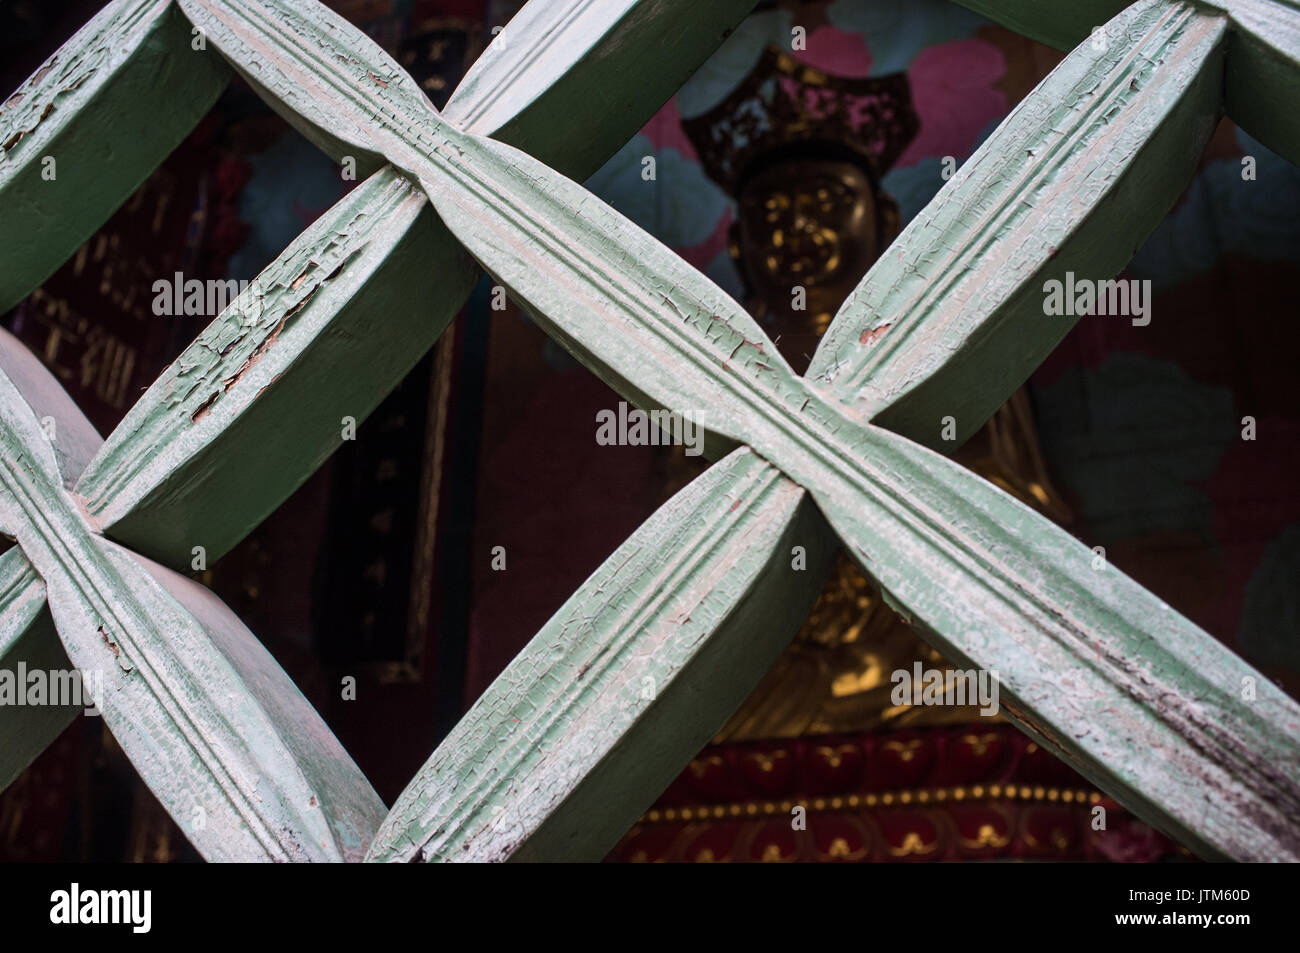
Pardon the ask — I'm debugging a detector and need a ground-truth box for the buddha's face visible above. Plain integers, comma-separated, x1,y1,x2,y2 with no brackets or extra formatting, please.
737,158,882,333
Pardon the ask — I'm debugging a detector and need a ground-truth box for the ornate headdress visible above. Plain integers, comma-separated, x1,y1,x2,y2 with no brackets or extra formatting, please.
683,46,919,196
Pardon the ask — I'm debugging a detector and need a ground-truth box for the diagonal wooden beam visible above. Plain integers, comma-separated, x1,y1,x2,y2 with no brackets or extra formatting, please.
75,167,470,568
955,0,1300,165
0,0,229,313
1209,0,1300,164
0,326,103,790
808,0,1228,449
72,0,762,570
952,0,1130,51
442,0,760,182
179,0,757,181
368,448,831,862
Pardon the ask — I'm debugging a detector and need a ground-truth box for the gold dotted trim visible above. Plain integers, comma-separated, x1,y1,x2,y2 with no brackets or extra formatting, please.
641,786,1102,824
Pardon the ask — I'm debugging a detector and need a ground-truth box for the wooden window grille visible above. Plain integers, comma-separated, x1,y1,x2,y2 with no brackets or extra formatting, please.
1,0,1297,862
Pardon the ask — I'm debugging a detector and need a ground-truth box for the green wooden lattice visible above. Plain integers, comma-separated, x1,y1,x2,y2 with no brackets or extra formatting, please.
0,0,1298,862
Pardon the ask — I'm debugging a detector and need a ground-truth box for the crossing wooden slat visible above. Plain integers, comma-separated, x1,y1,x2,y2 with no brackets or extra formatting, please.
0,326,103,791
0,353,385,861
392,75,1298,860
2,0,1298,863
442,0,759,181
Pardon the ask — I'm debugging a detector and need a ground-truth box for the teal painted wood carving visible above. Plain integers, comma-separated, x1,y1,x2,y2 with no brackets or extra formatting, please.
1,0,1299,862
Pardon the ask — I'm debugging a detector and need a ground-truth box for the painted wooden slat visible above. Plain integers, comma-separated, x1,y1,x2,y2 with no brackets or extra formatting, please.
0,551,75,793
959,0,1300,165
0,0,229,312
177,0,418,176
1212,0,1300,164
953,0,1130,51
388,87,1299,859
818,423,1300,862
0,353,385,861
178,0,757,181
806,0,1228,449
0,326,104,791
368,448,831,862
75,167,472,568
443,0,758,181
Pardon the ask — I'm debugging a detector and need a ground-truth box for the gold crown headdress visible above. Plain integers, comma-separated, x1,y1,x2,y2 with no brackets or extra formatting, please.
683,47,919,196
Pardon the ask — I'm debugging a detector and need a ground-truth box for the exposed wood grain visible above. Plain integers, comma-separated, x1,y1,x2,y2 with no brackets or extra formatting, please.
0,0,228,312
807,0,1228,449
